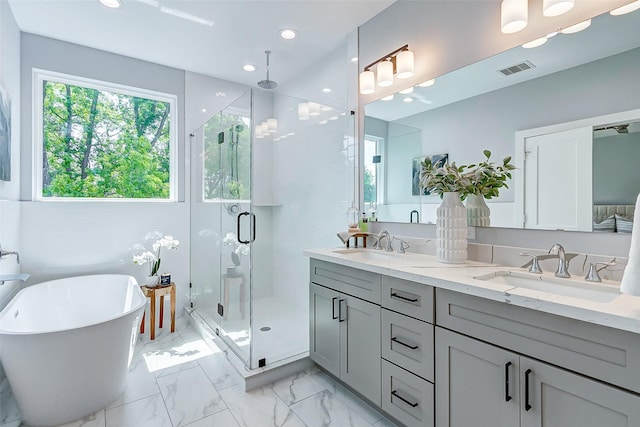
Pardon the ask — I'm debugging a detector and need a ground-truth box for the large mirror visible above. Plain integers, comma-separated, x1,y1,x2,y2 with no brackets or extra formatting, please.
364,8,640,233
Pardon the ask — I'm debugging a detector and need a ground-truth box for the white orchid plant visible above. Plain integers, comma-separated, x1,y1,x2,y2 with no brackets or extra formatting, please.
132,233,180,277
223,232,250,258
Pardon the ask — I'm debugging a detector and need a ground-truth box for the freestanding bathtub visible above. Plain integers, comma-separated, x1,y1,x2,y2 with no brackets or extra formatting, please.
0,274,146,426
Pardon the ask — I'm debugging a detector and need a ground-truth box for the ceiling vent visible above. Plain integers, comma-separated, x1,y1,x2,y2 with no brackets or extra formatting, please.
498,60,536,76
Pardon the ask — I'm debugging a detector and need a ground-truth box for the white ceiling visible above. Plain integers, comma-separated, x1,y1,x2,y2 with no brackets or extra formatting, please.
7,0,395,88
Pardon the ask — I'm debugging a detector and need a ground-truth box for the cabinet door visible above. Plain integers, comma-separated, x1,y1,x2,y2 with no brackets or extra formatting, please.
435,327,520,427
309,283,340,377
521,358,640,427
340,294,381,406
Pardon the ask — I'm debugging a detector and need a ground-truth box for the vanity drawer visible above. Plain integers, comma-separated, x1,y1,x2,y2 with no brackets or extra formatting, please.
436,288,640,394
310,259,381,303
382,276,434,323
382,309,434,382
382,359,434,427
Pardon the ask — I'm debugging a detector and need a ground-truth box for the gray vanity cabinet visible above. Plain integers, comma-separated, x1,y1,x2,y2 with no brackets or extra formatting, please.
437,321,640,427
309,260,382,406
435,327,520,427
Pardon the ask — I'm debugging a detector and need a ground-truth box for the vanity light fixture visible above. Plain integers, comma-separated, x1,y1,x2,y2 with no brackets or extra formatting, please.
298,103,310,120
377,61,394,87
100,0,122,8
561,19,591,34
359,44,414,95
522,36,548,48
543,0,574,17
610,1,640,15
501,0,528,34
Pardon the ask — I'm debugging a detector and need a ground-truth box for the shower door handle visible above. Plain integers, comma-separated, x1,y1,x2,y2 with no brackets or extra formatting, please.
237,212,256,244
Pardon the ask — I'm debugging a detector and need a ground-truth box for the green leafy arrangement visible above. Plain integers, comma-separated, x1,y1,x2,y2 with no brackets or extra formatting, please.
419,150,515,198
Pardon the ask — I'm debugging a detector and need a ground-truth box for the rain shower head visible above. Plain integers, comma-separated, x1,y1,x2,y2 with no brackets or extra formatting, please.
257,50,278,90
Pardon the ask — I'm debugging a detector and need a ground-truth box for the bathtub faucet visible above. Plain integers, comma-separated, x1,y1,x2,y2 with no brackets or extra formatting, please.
0,245,20,264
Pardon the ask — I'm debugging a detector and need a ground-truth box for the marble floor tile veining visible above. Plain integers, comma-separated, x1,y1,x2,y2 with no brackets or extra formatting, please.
0,316,398,427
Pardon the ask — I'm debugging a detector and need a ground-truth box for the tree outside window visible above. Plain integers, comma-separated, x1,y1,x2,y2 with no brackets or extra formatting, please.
39,75,175,199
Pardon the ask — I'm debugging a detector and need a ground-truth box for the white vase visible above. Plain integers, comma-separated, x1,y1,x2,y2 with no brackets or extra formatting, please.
466,194,491,227
145,275,160,287
436,192,467,264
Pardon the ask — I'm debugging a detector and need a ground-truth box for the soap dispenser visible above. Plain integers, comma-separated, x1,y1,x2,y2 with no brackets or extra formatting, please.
359,212,369,232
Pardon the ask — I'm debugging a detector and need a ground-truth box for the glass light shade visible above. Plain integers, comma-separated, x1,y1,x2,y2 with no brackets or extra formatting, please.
610,1,640,16
522,37,548,48
396,50,414,79
298,103,309,120
501,0,528,34
543,0,574,17
267,118,277,133
377,61,394,87
308,102,320,116
359,70,375,95
561,19,591,34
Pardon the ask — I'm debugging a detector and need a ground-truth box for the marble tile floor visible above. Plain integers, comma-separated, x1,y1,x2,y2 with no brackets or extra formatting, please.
0,317,399,427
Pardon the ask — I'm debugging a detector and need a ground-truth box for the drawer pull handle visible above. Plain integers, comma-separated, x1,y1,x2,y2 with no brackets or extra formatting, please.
390,292,418,303
525,369,533,411
391,337,419,350
391,390,419,408
339,299,346,322
331,297,338,320
505,362,512,402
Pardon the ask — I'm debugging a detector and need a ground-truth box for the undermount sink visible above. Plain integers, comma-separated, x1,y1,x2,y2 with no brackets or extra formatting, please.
474,271,620,303
332,248,404,261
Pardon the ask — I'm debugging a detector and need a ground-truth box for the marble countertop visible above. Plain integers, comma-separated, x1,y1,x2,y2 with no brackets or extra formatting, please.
304,247,640,334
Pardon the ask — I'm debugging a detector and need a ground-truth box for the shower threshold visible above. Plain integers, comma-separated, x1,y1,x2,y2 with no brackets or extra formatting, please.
185,306,313,391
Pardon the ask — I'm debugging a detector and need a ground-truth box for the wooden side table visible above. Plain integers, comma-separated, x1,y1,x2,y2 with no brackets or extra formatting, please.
140,283,176,340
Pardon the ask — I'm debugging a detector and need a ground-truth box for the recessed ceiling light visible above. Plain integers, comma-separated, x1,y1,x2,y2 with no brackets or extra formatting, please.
522,37,548,48
350,57,359,63
610,0,640,15
418,79,435,87
322,88,332,94
100,0,122,8
561,19,591,34
399,87,414,94
381,94,394,101
280,28,297,40
243,64,257,72
201,108,207,113
403,97,414,103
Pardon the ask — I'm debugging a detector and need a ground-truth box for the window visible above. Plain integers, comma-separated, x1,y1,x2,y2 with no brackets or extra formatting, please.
364,135,384,209
33,70,177,200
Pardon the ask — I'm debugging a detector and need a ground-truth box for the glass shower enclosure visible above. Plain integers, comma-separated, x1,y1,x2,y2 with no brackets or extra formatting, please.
190,88,350,369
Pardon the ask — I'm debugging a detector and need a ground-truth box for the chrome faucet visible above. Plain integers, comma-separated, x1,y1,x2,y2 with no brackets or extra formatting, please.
0,245,20,264
548,243,570,278
375,230,394,252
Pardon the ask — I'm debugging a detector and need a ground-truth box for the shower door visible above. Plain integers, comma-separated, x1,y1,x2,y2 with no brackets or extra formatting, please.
190,89,253,366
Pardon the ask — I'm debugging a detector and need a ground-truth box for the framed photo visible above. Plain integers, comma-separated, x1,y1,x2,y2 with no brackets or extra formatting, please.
412,153,448,196
0,83,11,182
